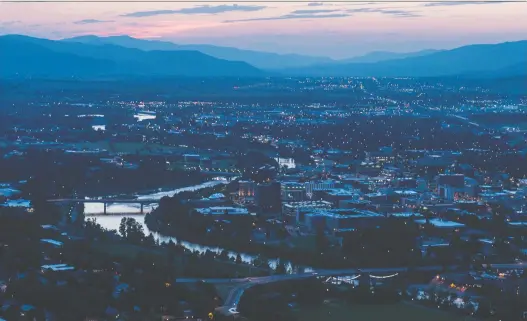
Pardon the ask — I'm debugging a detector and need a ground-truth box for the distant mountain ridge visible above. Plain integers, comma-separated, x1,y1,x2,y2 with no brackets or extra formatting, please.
340,49,442,64
0,35,263,78
281,41,527,78
2,34,525,79
63,35,444,68
63,35,335,70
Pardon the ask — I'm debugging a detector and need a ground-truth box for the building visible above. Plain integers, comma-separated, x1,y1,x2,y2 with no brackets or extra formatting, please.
365,150,395,164
187,194,228,208
313,188,361,208
363,192,388,204
40,239,63,248
194,206,249,216
437,174,465,200
339,199,371,209
281,182,306,201
415,218,465,232
304,179,337,197
304,209,384,232
183,154,201,164
389,212,424,219
282,200,333,224
238,180,256,200
275,157,296,169
255,181,282,214
393,177,417,189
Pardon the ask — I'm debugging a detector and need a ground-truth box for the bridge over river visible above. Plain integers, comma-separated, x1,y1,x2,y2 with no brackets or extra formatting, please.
47,198,160,214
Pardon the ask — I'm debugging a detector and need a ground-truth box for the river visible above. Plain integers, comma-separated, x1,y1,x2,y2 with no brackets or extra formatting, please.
85,180,303,271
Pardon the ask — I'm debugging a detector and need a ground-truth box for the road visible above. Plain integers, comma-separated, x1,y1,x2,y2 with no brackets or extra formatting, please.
179,265,447,315
178,262,526,315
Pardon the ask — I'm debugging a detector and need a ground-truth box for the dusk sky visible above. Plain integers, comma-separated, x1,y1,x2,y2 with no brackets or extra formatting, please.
1,0,526,58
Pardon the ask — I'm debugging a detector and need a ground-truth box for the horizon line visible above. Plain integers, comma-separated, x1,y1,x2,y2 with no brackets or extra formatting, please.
1,0,523,3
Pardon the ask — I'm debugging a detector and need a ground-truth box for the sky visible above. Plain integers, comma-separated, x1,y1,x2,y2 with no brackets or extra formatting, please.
0,0,526,58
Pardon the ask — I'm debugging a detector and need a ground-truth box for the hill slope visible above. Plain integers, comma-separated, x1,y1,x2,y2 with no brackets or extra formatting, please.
0,35,263,78
63,35,335,70
282,41,527,77
341,49,441,64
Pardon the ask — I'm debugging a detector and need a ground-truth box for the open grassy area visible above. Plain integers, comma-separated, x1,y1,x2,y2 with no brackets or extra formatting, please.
215,284,241,301
75,141,184,155
90,241,265,278
294,301,477,321
90,241,162,260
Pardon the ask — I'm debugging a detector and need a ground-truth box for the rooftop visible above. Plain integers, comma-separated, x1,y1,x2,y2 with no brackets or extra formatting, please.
415,218,465,228
391,212,423,218
41,264,75,272
40,239,64,247
306,209,383,219
195,206,249,215
324,188,360,196
283,201,333,209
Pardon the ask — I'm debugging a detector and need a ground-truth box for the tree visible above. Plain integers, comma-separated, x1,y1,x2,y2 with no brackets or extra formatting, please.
125,217,145,244
219,250,229,261
235,253,243,264
275,259,287,275
145,233,156,246
254,255,270,269
119,217,127,238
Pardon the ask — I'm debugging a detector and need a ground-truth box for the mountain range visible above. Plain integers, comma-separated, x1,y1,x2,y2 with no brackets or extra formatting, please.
63,35,443,69
340,49,442,64
63,35,335,70
1,34,525,79
0,35,262,78
281,41,527,77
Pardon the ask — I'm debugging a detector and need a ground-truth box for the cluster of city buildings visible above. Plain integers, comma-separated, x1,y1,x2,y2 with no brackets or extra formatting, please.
181,147,526,247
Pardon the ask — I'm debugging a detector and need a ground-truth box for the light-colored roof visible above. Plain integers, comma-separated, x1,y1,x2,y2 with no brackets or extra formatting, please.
195,207,249,215
415,218,465,228
40,239,64,247
391,212,423,218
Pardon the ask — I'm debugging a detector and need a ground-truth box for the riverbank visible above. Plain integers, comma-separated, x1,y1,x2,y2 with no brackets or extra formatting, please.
89,240,267,278
144,213,351,270
81,173,206,198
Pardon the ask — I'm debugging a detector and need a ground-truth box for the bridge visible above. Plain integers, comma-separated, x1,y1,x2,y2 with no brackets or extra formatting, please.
47,198,160,214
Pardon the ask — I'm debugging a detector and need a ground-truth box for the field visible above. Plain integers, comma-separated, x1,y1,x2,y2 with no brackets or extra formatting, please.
75,141,184,155
90,241,264,278
294,301,478,321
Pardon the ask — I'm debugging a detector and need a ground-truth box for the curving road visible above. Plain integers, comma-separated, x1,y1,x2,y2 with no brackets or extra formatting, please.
179,265,447,315
177,262,526,315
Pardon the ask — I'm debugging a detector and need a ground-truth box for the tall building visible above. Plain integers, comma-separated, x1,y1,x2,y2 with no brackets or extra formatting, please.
304,179,337,197
281,182,305,201
239,180,256,198
282,200,333,224
238,180,256,204
437,174,465,200
255,181,281,214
